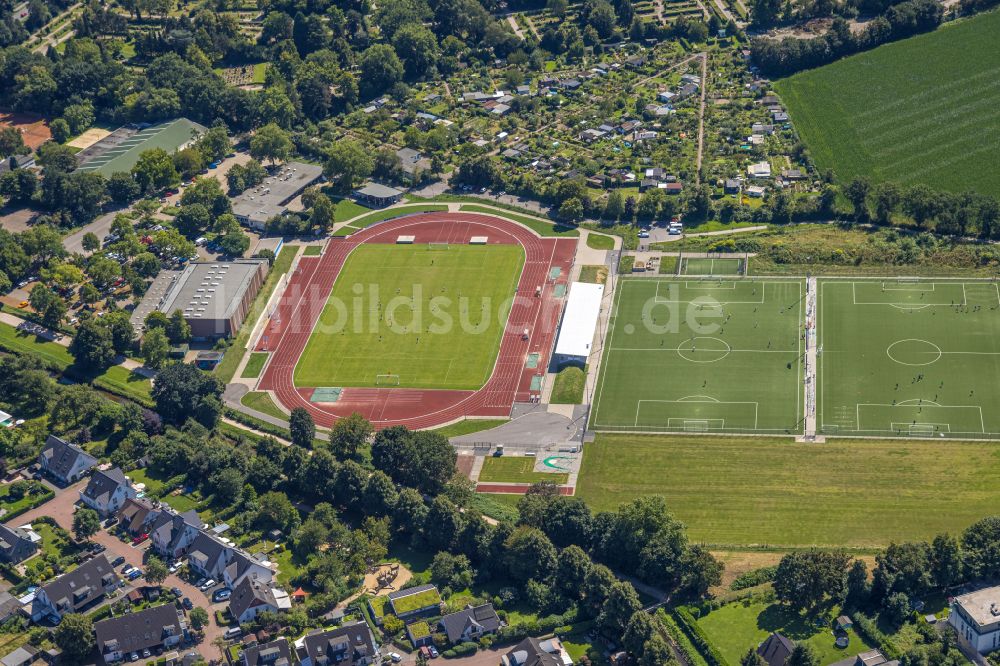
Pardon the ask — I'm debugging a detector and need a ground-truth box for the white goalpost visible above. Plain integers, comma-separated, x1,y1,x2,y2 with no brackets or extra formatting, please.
376,374,401,386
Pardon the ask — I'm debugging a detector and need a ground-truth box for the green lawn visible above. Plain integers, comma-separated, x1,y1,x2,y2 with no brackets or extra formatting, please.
479,456,569,484
819,279,1000,437
0,321,74,367
773,10,1000,197
215,244,299,383
586,233,615,250
681,257,744,276
333,199,369,223
391,586,441,614
577,433,1000,548
550,366,586,404
240,391,287,420
294,243,524,390
241,352,269,378
589,278,804,433
251,62,267,83
161,491,202,514
126,467,168,494
303,245,322,256
333,205,449,236
578,265,607,284
431,418,507,437
697,601,875,666
459,205,580,237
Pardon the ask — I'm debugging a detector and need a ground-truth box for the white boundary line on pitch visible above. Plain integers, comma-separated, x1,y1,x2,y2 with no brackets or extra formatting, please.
634,399,759,429
857,402,985,433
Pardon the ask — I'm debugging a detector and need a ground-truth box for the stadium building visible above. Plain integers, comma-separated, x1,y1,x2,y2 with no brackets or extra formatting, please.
553,281,604,367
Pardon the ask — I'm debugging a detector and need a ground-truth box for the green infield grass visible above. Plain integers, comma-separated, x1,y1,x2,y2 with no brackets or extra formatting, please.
577,433,1000,548
819,278,1000,437
590,278,804,434
294,243,524,389
773,10,1000,197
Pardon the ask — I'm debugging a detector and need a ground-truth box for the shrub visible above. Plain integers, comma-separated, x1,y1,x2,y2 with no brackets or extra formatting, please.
673,607,730,666
730,566,778,590
851,612,901,660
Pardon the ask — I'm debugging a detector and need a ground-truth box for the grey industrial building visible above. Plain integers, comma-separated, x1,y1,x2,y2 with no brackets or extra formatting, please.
232,162,324,230
137,259,269,339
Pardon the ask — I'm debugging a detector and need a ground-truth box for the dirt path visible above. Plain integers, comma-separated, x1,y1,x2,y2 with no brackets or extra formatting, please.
506,14,524,38
695,53,708,182
710,0,737,23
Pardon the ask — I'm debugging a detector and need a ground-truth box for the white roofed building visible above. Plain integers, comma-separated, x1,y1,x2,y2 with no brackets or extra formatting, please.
553,281,605,366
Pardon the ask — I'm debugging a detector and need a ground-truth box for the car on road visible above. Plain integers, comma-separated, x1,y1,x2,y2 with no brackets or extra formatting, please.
182,597,193,610
213,589,231,602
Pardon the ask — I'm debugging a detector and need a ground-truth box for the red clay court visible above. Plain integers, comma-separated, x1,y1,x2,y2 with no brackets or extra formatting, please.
256,212,576,430
0,110,52,150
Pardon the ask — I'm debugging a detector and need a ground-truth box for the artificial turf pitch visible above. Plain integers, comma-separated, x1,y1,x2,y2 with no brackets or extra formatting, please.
819,279,1000,437
293,243,524,390
589,278,804,433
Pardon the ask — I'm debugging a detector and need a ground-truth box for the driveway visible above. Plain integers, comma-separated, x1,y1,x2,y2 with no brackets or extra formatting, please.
5,477,85,528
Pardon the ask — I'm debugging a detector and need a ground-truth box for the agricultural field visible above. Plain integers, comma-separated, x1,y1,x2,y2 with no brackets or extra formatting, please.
818,279,1000,438
576,434,1000,548
294,243,524,390
773,10,1000,197
590,278,804,434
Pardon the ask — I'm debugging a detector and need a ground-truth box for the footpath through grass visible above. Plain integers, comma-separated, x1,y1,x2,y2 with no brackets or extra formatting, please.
215,244,299,383
294,243,524,389
479,456,569,484
773,10,1000,197
577,433,1000,548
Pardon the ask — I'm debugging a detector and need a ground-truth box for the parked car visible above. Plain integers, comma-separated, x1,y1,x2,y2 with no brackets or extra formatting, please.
129,653,138,662
213,589,231,602
389,653,402,663
420,647,430,659
112,556,126,567
182,597,193,610
171,587,183,597
638,232,650,238
132,533,149,545
126,569,142,581
223,627,242,640
122,564,135,574
142,649,151,658
430,647,439,658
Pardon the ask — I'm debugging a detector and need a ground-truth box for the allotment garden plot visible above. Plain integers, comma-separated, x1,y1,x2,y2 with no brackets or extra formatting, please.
819,279,1000,438
590,278,805,434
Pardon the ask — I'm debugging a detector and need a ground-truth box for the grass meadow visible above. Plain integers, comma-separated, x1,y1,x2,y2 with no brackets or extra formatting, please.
294,243,524,389
774,10,1000,197
576,433,1000,548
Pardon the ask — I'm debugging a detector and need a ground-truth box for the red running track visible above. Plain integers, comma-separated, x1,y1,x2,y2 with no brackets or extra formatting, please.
256,212,576,429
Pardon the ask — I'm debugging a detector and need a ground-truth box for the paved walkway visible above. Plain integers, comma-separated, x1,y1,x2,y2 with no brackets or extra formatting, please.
801,276,819,440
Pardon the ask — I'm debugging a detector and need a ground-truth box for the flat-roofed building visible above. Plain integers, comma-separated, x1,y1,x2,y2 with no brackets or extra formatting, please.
232,162,324,230
354,183,403,208
553,281,604,366
951,586,1000,654
152,259,269,339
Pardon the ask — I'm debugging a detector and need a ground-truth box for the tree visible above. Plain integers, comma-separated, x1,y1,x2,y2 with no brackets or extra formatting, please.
289,407,315,448
70,319,116,370
558,197,584,222
547,0,568,16
132,148,178,193
309,193,336,232
151,362,224,426
329,412,372,459
81,232,100,253
216,231,250,257
102,311,135,354
640,635,674,666
393,24,439,80
72,507,100,541
324,140,374,192
742,648,768,666
872,181,901,226
53,614,94,661
604,189,625,221
0,127,27,158
846,559,870,607
144,556,168,586
173,204,211,238
844,178,871,223
358,44,404,99
249,123,292,165
623,611,657,656
882,592,911,630
504,527,557,582
189,607,209,631
598,581,642,635
141,327,170,369
773,550,850,611
930,533,963,589
787,645,819,666
164,310,191,345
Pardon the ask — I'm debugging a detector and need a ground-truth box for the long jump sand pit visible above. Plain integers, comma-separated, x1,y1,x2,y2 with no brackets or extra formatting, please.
67,127,112,150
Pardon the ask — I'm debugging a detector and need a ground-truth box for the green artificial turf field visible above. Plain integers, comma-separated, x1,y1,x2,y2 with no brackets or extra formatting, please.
577,434,1000,547
294,243,524,389
590,278,804,433
681,257,744,276
819,279,1000,437
773,10,1000,197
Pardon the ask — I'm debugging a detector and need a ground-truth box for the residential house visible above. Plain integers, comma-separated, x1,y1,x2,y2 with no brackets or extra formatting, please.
31,554,118,622
230,578,291,624
439,604,501,645
855,649,894,666
657,91,676,104
559,79,581,90
619,119,642,134
149,510,203,560
38,435,97,485
117,498,159,537
0,524,37,564
626,55,646,68
395,148,431,184
385,584,441,621
724,179,742,194
746,185,767,198
0,155,35,175
751,123,774,136
579,129,606,143
500,637,571,666
240,639,292,666
782,169,805,181
676,82,699,100
224,550,274,590
747,161,772,179
0,646,36,666
760,94,781,109
298,624,379,666
644,104,674,117
681,73,701,85
515,85,530,95
950,586,1000,654
186,533,230,581
772,111,789,122
633,130,658,142
663,182,684,195
0,593,23,625
491,104,511,116
80,467,136,517
757,633,794,666
95,604,185,664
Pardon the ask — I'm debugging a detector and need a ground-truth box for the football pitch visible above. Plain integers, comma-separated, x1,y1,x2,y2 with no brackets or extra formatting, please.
590,278,805,434
819,279,1000,437
293,243,524,390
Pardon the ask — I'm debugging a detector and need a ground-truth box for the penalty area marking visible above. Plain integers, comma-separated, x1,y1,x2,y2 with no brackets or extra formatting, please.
634,398,759,429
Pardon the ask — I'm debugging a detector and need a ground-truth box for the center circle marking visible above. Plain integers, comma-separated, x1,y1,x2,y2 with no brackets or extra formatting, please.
886,338,942,366
678,336,732,363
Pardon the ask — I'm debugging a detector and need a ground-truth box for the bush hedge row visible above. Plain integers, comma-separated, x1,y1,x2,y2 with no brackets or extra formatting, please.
851,612,901,660
673,607,730,666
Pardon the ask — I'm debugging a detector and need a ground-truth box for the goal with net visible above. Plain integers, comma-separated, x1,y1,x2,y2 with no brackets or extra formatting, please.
427,242,450,250
376,374,401,386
